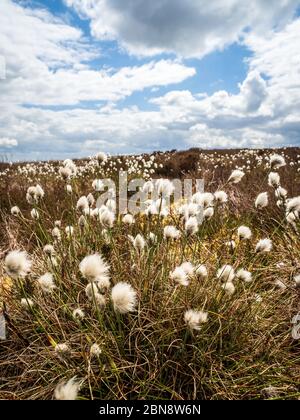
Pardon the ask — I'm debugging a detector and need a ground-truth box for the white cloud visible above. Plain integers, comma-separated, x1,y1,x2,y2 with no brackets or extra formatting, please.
0,0,195,106
0,0,300,160
65,0,299,58
0,137,18,148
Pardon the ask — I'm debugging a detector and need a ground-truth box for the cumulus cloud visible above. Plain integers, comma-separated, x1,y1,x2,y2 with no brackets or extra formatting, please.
64,0,299,57
0,0,195,106
0,137,18,148
1,0,300,160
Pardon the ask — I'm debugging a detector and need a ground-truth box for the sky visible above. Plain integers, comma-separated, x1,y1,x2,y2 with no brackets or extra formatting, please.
0,0,300,161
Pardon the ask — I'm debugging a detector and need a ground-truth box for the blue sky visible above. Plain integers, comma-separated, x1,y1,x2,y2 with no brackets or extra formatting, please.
0,0,300,160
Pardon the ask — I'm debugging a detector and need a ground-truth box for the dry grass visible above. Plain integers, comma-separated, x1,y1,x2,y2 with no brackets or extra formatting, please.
0,147,300,400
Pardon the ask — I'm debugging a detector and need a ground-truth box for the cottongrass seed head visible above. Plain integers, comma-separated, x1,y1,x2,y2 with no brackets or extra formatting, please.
79,253,110,287
37,272,56,293
255,192,268,208
184,309,208,331
5,250,31,279
163,225,181,240
54,377,80,400
217,265,235,283
255,238,272,253
228,169,245,183
90,343,102,357
236,269,252,282
111,282,137,314
237,225,252,240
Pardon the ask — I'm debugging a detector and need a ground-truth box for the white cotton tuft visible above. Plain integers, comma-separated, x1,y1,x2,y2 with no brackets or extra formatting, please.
37,272,56,293
214,190,228,204
184,309,208,330
228,169,245,184
237,225,252,240
122,214,134,225
217,265,235,283
5,250,31,279
111,282,137,314
79,254,110,287
170,267,189,286
20,297,34,309
255,192,268,208
268,172,280,188
270,154,286,170
221,282,235,295
163,225,181,240
76,196,89,213
90,343,102,357
11,206,21,216
255,238,272,253
195,264,208,279
185,217,198,235
236,269,252,283
31,208,39,220
54,377,80,400
294,274,300,288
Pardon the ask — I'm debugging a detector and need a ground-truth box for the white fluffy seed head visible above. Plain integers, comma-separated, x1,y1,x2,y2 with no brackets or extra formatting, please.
286,196,300,214
268,172,280,188
85,282,99,300
255,192,268,208
31,208,39,220
94,292,106,308
221,282,235,295
217,265,235,282
54,377,80,400
236,269,252,282
90,343,102,357
96,152,107,163
55,343,70,355
203,207,214,219
52,227,61,240
79,253,110,286
294,275,300,288
122,214,134,225
148,232,157,243
228,169,245,183
237,225,252,240
214,190,228,204
255,238,272,253
132,234,146,252
270,154,286,169
38,272,56,293
11,206,21,216
43,244,55,256
184,309,208,330
72,308,85,321
195,264,208,278
170,267,189,286
111,282,137,314
20,297,34,309
275,187,287,199
163,225,181,240
5,250,31,279
225,240,236,249
76,196,89,213
180,262,195,276
99,209,115,228
185,217,198,235
65,226,74,238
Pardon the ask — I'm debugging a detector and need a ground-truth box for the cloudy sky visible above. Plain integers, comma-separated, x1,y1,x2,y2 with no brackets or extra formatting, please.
0,0,300,161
